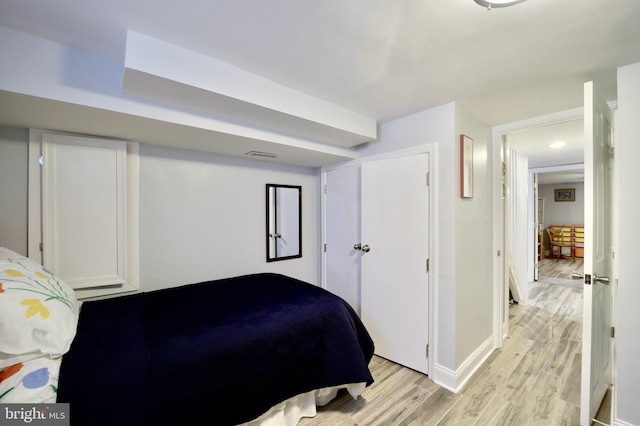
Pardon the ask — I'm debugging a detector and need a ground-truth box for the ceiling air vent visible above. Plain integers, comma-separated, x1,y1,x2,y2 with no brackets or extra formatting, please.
245,151,278,159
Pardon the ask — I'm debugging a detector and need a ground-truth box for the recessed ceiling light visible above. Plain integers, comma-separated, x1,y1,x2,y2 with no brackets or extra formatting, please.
549,141,566,149
474,0,528,10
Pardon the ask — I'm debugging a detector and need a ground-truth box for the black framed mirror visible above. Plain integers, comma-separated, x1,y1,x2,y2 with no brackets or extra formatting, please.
266,184,302,262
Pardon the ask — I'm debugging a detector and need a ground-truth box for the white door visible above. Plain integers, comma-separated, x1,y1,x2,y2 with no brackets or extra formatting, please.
42,134,128,289
324,166,361,314
361,153,430,374
581,81,614,425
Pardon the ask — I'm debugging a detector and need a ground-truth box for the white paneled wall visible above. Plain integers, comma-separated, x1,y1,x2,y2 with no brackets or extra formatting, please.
505,146,529,303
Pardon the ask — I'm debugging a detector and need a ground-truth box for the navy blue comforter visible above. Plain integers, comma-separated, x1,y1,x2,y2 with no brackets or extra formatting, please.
57,273,374,425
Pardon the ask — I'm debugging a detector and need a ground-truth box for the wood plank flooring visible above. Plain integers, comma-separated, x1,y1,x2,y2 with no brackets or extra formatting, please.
300,259,599,425
537,257,585,286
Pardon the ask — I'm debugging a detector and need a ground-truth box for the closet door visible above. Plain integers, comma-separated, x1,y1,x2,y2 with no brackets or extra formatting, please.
324,165,361,314
361,153,430,374
42,134,127,289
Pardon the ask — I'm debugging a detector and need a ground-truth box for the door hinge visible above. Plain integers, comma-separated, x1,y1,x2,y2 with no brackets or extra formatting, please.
426,343,429,358
426,172,430,186
324,184,327,194
426,258,430,273
324,243,327,253
39,242,43,252
38,155,44,166
611,326,615,338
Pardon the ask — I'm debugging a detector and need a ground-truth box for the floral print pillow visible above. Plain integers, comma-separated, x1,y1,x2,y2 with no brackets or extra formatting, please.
0,357,60,403
0,248,79,369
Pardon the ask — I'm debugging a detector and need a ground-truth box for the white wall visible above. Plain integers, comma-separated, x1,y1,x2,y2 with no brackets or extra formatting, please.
614,61,640,426
539,182,585,227
139,144,319,291
0,126,29,255
454,104,494,369
0,127,320,292
359,102,457,374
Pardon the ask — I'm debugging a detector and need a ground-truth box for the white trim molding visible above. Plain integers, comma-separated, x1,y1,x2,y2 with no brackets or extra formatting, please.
431,336,495,393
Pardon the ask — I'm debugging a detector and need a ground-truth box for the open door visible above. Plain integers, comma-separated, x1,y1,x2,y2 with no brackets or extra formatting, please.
581,81,614,425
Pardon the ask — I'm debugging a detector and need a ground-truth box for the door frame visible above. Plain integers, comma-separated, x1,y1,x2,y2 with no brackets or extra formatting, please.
320,144,437,376
491,107,584,346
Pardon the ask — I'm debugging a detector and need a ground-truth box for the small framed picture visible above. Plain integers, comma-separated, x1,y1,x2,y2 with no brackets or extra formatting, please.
554,188,575,202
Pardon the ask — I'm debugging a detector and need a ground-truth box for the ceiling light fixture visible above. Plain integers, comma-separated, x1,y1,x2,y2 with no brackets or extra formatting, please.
549,141,566,149
474,0,528,10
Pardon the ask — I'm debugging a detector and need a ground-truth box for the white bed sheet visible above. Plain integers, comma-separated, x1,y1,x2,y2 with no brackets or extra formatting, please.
239,382,366,426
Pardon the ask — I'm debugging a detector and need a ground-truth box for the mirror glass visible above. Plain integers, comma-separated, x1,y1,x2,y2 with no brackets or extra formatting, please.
266,184,302,262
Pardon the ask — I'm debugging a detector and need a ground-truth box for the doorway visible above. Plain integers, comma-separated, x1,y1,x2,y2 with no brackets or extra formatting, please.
530,165,585,284
495,97,615,424
492,108,584,341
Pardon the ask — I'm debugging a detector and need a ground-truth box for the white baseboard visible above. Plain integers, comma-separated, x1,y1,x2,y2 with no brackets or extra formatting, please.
614,418,636,426
431,336,495,393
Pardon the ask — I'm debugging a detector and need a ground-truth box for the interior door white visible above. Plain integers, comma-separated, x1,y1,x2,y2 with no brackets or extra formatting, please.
324,166,361,314
361,153,430,374
581,81,614,425
42,134,128,289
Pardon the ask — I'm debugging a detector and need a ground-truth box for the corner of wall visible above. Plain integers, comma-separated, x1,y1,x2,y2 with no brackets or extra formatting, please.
432,335,495,393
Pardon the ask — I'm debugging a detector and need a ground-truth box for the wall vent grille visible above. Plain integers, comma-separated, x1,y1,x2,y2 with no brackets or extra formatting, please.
245,151,278,159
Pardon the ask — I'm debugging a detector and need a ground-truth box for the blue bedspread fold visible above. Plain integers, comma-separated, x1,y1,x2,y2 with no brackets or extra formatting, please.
57,273,374,425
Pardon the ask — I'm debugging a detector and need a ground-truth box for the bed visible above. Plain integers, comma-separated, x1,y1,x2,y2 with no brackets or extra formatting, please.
0,248,374,425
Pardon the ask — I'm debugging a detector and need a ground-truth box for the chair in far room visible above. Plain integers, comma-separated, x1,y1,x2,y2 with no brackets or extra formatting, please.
546,226,574,262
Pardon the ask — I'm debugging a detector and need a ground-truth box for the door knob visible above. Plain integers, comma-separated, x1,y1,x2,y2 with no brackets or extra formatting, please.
353,243,370,253
571,272,609,285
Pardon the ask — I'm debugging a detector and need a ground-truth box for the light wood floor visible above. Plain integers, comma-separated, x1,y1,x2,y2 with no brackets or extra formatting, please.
300,258,603,425
537,256,585,285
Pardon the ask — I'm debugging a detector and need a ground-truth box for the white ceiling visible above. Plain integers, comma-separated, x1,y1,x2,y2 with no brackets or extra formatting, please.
507,119,585,184
1,0,639,165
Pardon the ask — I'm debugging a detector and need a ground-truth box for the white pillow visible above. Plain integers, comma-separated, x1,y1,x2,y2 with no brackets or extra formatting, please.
0,248,79,369
0,356,61,403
